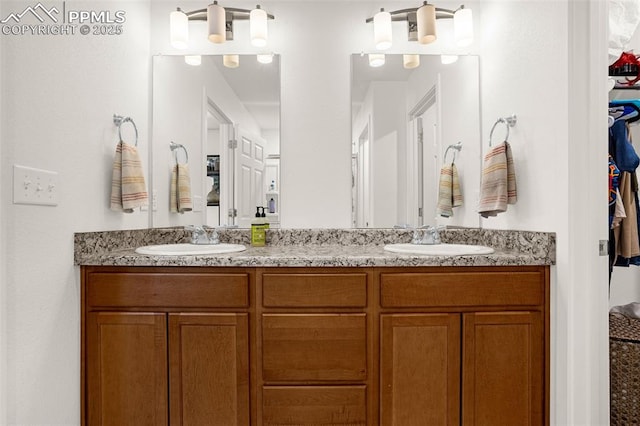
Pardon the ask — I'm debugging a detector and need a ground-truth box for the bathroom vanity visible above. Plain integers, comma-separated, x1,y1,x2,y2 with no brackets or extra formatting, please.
75,228,554,426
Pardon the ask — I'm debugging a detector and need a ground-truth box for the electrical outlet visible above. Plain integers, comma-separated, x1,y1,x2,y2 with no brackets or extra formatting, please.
13,165,58,206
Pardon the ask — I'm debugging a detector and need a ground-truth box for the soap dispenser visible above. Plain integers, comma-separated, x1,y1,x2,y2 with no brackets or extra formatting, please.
251,207,266,247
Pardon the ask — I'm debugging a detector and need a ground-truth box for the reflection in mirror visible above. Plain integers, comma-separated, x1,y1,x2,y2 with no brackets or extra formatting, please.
152,54,280,229
351,54,481,229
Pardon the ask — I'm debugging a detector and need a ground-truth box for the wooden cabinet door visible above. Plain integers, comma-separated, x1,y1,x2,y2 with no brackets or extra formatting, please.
168,313,250,426
86,312,168,426
462,311,544,426
380,314,461,426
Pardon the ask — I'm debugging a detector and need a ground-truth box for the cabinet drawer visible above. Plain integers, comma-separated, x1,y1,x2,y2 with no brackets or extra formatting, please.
263,386,367,425
380,272,543,308
87,272,249,308
262,314,367,381
262,273,367,307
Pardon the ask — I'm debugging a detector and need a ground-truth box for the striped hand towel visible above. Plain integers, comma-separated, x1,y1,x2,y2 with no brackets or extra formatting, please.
109,142,148,213
170,163,193,213
436,163,463,217
478,141,517,218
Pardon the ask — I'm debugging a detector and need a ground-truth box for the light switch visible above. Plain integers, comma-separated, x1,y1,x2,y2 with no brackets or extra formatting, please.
13,165,58,206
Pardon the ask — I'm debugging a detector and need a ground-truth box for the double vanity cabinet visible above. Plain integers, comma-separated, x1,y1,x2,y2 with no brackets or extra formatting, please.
80,263,550,426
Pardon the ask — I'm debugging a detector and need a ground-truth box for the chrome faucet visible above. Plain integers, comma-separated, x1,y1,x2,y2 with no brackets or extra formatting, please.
184,225,219,245
412,225,446,245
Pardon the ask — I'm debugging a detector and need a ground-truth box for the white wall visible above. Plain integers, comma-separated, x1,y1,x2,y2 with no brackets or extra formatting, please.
1,1,151,424
0,1,611,425
479,2,609,425
371,81,404,227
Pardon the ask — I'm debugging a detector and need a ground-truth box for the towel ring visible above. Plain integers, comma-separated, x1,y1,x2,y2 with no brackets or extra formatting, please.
113,114,139,146
444,142,463,164
489,114,517,146
170,141,189,164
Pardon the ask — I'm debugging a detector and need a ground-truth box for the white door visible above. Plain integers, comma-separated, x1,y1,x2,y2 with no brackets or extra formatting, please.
235,128,266,228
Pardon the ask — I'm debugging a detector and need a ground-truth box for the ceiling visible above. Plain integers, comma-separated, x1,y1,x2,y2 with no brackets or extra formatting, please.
205,55,280,131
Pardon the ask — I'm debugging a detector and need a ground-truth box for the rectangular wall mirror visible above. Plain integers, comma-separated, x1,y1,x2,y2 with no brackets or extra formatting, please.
152,54,281,228
351,54,482,229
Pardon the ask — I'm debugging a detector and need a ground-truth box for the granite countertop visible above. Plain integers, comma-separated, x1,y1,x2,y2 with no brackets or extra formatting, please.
74,227,556,267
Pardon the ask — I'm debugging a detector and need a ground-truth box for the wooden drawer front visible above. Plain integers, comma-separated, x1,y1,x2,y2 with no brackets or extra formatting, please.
380,272,543,308
263,386,367,426
87,272,249,308
262,273,367,307
262,314,367,382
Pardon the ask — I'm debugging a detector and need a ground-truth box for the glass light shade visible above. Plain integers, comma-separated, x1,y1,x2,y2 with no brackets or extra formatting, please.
257,53,274,64
223,54,240,68
169,10,189,49
368,53,385,67
454,7,474,47
436,18,458,55
417,3,437,44
250,6,268,47
403,54,420,69
184,55,202,66
207,2,226,43
441,54,459,65
373,9,392,50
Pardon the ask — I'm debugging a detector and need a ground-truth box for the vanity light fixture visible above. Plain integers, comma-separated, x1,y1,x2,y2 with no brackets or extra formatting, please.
374,8,392,50
184,55,202,66
257,53,274,64
169,3,275,49
441,55,458,65
366,2,472,49
403,54,420,69
223,54,240,68
369,53,385,67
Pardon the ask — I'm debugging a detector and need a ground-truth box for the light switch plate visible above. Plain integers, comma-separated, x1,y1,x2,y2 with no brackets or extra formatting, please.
13,165,58,206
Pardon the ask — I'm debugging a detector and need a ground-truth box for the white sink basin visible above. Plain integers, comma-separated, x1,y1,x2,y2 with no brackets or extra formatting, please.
384,243,494,256
135,243,246,256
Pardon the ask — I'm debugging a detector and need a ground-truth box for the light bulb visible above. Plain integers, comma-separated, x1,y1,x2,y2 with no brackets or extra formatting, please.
170,9,189,50
373,8,392,50
250,6,268,47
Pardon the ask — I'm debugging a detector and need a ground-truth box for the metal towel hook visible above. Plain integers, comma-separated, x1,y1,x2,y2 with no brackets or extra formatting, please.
489,114,517,146
443,141,463,164
170,141,189,164
113,114,139,146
